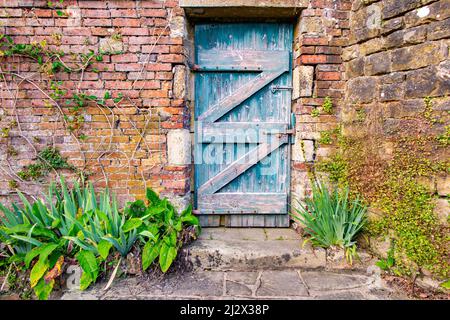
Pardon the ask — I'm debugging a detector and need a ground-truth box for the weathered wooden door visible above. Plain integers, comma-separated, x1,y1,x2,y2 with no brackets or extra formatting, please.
194,23,293,227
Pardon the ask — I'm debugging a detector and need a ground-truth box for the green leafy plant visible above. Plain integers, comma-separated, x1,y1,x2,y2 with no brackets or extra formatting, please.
311,108,320,117
318,130,332,145
126,188,201,273
0,178,201,299
291,181,367,262
436,125,450,146
376,247,395,271
0,179,85,298
440,279,450,290
17,147,75,181
322,96,333,114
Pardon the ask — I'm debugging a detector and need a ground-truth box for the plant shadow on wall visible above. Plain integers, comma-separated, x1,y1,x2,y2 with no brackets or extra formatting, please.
314,96,449,288
0,179,200,300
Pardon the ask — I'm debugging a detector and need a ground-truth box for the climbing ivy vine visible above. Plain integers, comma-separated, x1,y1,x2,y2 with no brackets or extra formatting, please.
315,98,450,279
0,1,174,197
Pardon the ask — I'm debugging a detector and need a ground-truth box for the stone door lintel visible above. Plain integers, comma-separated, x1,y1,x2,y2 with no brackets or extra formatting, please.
180,0,308,19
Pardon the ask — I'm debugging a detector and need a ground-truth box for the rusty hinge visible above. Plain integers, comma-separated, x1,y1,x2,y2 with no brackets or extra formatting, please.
275,129,295,139
191,64,201,72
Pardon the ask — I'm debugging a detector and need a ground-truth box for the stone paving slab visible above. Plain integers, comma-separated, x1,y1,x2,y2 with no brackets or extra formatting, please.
301,271,370,291
59,269,409,300
186,239,326,271
257,270,308,297
186,228,376,272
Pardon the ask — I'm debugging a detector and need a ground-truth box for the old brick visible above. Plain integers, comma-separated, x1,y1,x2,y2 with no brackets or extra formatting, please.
172,65,186,99
345,57,365,78
112,18,141,27
437,176,450,196
170,15,185,38
391,42,445,72
299,16,324,35
111,53,139,63
301,37,329,46
120,27,149,36
140,9,167,17
300,55,327,64
405,67,437,98
317,71,341,81
384,99,423,118
427,18,450,41
380,82,404,102
386,25,427,48
360,37,386,56
433,198,449,225
342,45,359,62
83,18,112,27
381,17,404,35
99,37,123,54
347,77,378,104
365,51,391,76
158,54,184,63
293,66,314,99
293,139,314,163
404,1,450,28
382,0,422,20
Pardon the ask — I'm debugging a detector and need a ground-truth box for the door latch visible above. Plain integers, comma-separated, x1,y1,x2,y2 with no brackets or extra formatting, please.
271,85,293,94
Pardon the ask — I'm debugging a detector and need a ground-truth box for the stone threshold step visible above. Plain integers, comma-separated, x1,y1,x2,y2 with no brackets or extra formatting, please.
182,228,374,272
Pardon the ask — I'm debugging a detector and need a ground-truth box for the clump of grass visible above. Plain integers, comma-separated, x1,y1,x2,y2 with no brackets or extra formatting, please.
291,181,367,263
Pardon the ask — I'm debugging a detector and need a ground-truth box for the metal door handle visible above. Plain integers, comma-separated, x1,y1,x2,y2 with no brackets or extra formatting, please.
271,85,293,93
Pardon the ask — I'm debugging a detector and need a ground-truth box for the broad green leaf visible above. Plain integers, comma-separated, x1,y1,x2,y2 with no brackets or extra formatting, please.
24,243,58,268
34,278,55,300
146,188,161,206
174,219,182,232
122,218,143,233
39,243,59,260
181,215,199,226
25,246,44,269
440,280,450,290
10,234,42,246
164,207,174,223
139,230,157,241
168,231,177,246
79,271,93,291
159,243,177,273
145,206,165,215
97,240,113,260
142,240,160,271
76,250,99,280
181,204,192,217
51,218,61,228
4,224,56,239
30,258,49,288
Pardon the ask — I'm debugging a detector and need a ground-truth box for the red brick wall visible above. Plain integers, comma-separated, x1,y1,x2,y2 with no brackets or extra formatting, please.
0,0,189,205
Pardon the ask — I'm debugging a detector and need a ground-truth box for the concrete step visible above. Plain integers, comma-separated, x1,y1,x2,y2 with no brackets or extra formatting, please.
183,228,375,272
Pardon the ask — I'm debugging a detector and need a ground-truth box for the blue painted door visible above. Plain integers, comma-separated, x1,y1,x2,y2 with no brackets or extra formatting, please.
194,23,293,227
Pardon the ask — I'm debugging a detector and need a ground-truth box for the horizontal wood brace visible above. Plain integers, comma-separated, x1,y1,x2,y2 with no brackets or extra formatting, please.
196,49,290,72
196,193,288,214
198,122,289,143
